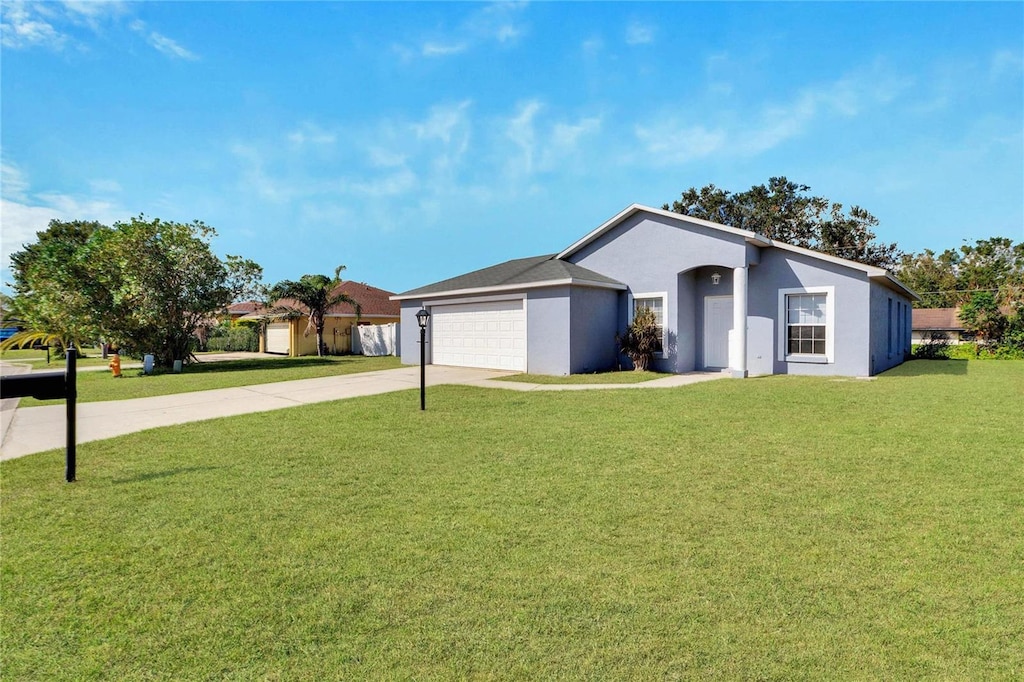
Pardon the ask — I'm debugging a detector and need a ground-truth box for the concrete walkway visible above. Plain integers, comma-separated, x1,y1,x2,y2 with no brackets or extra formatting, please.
0,366,725,461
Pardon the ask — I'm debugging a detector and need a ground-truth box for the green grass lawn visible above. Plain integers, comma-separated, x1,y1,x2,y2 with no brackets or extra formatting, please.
497,369,673,384
0,346,109,369
17,355,403,406
3,360,1022,678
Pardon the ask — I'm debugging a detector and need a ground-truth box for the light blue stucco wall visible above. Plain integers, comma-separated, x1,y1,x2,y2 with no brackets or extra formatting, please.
746,249,873,376
399,301,431,365
568,213,749,374
868,281,913,375
569,286,621,374
526,287,571,375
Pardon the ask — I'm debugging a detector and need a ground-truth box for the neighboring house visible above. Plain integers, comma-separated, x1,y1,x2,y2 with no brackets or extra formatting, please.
393,204,918,377
912,308,969,345
243,281,400,356
226,301,261,321
911,306,1015,345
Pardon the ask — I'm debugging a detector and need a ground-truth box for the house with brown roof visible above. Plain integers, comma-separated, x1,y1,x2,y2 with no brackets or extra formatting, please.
912,307,969,345
226,301,261,320
242,281,400,356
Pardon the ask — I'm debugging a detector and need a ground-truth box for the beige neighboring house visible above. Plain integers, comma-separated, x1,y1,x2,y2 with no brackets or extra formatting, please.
912,308,970,345
243,282,400,356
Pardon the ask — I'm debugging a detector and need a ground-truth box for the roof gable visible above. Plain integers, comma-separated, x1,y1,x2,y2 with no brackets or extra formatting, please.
559,203,918,300
394,203,918,302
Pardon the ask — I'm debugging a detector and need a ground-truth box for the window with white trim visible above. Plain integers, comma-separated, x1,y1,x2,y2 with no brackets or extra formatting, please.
778,286,835,363
788,293,827,355
631,292,666,355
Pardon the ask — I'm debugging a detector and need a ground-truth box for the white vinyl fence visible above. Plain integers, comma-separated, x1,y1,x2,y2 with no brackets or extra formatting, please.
353,323,400,356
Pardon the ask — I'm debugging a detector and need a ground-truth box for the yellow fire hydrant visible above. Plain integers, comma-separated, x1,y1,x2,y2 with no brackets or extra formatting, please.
109,352,122,378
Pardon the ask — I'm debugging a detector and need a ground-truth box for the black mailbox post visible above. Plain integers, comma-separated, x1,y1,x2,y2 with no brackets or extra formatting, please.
0,347,77,481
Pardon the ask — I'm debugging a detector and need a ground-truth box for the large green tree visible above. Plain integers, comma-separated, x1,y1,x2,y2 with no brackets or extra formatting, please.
268,267,361,357
8,216,263,366
664,177,902,270
898,237,1023,308
7,220,111,349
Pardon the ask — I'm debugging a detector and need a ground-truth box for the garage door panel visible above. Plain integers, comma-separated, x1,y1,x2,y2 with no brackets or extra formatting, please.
266,323,290,355
431,300,526,371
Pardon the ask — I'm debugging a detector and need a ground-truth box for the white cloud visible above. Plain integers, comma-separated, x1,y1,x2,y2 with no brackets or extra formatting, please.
344,168,418,198
581,36,603,56
0,1,67,50
636,63,913,164
0,163,128,274
634,122,726,164
128,19,198,61
551,117,601,149
422,41,467,57
505,100,543,176
495,24,521,43
413,100,472,144
230,143,297,203
89,179,123,194
990,49,1023,81
146,30,198,61
397,1,527,61
287,122,337,147
1,3,197,60
1,161,30,201
625,21,655,46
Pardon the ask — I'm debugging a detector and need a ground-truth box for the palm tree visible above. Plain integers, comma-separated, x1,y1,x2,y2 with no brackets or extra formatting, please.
268,266,361,357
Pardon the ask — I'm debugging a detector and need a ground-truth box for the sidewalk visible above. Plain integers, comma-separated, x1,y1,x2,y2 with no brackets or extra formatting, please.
0,366,725,461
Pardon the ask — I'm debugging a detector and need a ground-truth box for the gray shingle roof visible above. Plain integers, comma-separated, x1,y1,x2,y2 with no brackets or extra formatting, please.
397,254,625,298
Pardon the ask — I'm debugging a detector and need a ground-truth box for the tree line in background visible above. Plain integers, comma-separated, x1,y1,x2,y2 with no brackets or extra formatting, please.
4,217,262,367
669,178,1023,354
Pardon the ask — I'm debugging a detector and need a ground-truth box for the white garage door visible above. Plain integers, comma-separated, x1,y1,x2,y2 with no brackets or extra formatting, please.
431,299,526,371
266,322,290,355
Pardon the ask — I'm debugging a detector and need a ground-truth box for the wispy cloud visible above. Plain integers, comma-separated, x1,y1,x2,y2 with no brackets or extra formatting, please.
147,30,198,61
990,48,1023,81
287,122,337,147
129,19,198,61
1,161,31,201
0,2,196,60
421,41,467,57
396,1,527,61
1,1,68,50
0,160,127,274
625,21,655,46
635,63,912,164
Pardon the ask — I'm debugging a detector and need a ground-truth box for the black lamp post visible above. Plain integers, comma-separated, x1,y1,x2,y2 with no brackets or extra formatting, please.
416,307,430,410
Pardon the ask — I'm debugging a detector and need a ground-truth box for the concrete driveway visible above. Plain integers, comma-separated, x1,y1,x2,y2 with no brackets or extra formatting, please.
0,365,511,461
1,364,725,461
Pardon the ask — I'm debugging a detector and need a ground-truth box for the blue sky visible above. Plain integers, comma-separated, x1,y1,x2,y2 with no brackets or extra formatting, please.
2,1,1022,294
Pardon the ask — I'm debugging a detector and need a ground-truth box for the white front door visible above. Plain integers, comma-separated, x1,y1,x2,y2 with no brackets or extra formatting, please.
704,296,733,368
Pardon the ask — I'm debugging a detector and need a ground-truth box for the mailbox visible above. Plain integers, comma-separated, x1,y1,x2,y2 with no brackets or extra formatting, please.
0,349,77,481
1,371,66,400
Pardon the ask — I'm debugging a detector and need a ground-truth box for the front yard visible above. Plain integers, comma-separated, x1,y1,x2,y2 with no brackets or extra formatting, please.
2,360,1021,678
16,354,402,406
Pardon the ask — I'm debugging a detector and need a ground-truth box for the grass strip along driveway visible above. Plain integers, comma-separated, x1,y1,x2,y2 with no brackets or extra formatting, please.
17,354,402,406
3,360,1022,678
496,369,673,384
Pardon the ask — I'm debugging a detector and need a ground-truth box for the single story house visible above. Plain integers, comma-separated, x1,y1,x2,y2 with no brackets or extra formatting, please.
226,301,261,321
911,308,969,345
392,204,917,377
244,281,400,356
